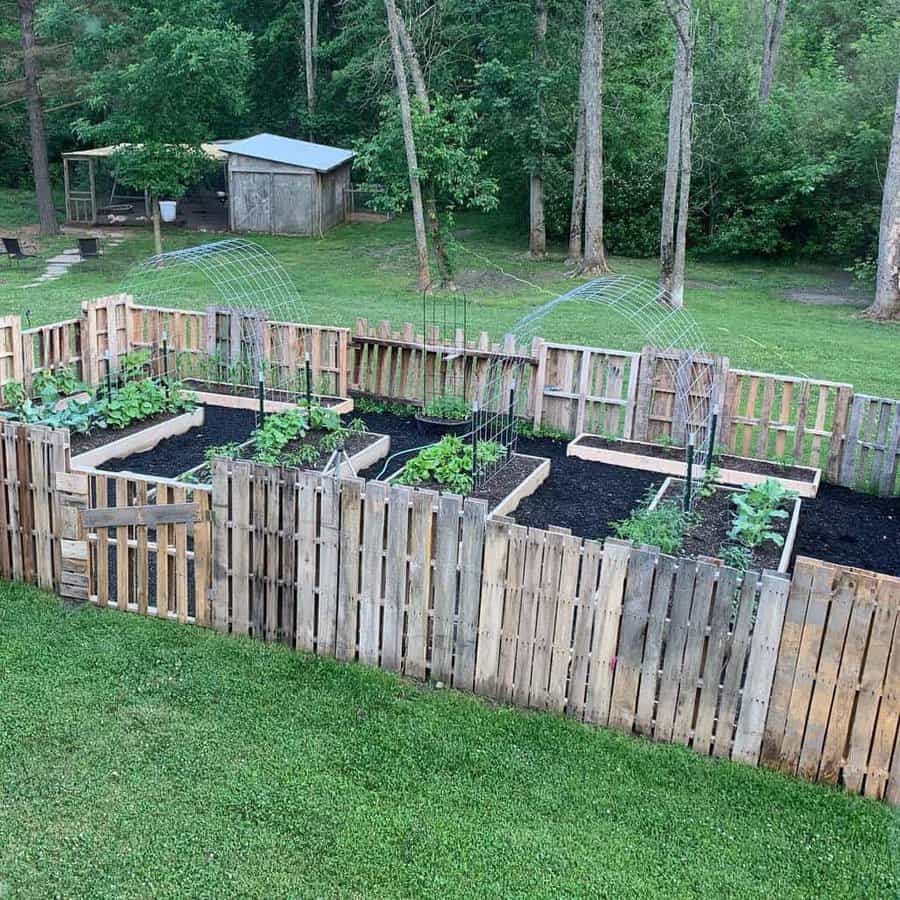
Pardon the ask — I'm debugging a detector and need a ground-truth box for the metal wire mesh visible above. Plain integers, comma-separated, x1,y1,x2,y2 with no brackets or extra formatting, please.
473,275,718,500
121,239,314,399
421,290,469,413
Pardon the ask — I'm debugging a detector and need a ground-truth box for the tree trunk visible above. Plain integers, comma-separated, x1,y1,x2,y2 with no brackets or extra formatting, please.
581,0,608,274
671,33,694,309
385,0,430,292
865,75,900,320
529,0,548,259
659,7,686,298
568,35,589,264
396,11,454,288
759,0,787,103
152,197,163,257
17,0,58,236
303,0,319,135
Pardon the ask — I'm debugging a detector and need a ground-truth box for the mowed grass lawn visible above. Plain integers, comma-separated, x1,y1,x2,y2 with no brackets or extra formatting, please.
1,196,898,397
1,582,897,899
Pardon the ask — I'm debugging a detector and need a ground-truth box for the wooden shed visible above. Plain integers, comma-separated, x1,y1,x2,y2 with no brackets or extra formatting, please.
221,133,354,237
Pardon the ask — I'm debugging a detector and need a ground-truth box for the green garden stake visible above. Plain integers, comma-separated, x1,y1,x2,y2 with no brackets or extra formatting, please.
162,329,169,380
104,350,112,397
258,375,266,429
305,351,313,410
684,437,695,512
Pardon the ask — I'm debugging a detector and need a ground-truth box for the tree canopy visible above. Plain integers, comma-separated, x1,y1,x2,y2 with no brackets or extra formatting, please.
1,0,898,268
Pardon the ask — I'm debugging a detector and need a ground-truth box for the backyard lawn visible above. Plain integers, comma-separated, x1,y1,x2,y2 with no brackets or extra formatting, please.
1,203,898,398
0,582,897,899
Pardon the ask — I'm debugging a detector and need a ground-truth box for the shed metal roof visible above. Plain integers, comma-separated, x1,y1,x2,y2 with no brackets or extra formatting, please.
220,133,354,172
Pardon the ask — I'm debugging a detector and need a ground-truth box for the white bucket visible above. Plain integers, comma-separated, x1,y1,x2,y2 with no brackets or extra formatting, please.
159,200,177,223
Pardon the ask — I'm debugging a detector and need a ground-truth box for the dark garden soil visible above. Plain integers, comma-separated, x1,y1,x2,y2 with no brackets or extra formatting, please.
356,412,660,539
71,408,198,456
99,405,257,479
659,480,790,571
575,435,818,483
792,483,900,577
405,453,545,511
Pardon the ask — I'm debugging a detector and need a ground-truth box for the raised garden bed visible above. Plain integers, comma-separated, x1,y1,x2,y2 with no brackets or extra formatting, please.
71,407,205,469
389,448,549,517
181,379,353,415
567,434,821,498
650,476,801,572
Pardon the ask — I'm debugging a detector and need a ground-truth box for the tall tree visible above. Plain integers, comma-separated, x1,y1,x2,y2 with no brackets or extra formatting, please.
529,0,547,258
567,24,590,263
384,0,430,291
580,0,608,273
396,11,454,287
303,0,320,134
16,0,58,236
759,0,787,102
865,74,900,320
659,0,694,307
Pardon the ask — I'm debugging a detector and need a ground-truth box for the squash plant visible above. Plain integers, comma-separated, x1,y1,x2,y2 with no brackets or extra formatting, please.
728,479,797,549
95,379,194,430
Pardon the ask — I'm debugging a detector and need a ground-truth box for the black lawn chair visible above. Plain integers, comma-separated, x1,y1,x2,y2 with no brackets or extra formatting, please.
77,237,101,261
2,237,37,266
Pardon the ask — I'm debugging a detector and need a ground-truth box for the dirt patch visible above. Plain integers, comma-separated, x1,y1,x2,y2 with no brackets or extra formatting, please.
781,288,869,307
71,409,197,456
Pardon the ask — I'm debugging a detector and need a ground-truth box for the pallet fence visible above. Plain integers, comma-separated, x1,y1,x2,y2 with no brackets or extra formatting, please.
205,460,900,804
0,416,896,804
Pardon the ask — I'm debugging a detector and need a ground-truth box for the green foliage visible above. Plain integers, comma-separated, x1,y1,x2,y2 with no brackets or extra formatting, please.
396,435,501,495
719,544,753,572
204,442,241,463
421,396,472,422
284,444,321,467
251,405,344,465
32,366,84,398
698,465,721,499
110,143,217,202
95,379,194,430
611,490,697,555
17,395,98,435
2,381,25,410
516,421,571,441
728,479,797,549
252,408,309,465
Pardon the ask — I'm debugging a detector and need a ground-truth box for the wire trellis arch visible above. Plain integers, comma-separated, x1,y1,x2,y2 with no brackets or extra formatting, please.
121,239,319,401
472,275,720,501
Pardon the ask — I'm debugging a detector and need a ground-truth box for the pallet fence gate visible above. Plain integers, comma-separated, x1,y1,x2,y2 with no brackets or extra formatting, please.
838,394,900,496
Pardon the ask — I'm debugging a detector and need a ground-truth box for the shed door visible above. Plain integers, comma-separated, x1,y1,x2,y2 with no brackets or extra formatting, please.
272,174,315,234
233,172,271,232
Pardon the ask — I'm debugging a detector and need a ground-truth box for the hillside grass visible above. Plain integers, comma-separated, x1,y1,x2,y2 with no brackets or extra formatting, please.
1,581,897,899
0,200,897,396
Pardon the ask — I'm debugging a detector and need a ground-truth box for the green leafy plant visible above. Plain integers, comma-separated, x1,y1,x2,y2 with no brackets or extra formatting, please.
204,442,241,463
697,465,721,499
252,407,308,464
421,396,471,421
728,479,797,549
611,489,697,555
515,421,571,441
95,379,194,430
719,544,753,572
396,435,501,495
2,381,25,410
354,396,385,414
33,365,84,398
284,444,321,467
388,402,418,417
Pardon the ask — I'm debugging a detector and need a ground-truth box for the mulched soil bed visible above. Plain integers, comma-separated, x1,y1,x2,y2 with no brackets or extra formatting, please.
792,483,899,577
659,479,790,571
357,411,660,539
575,435,818,483
183,380,343,407
99,405,257,479
405,453,544,512
71,409,196,456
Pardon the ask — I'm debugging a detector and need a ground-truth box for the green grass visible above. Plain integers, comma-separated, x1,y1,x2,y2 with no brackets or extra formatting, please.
1,200,897,396
1,582,897,899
